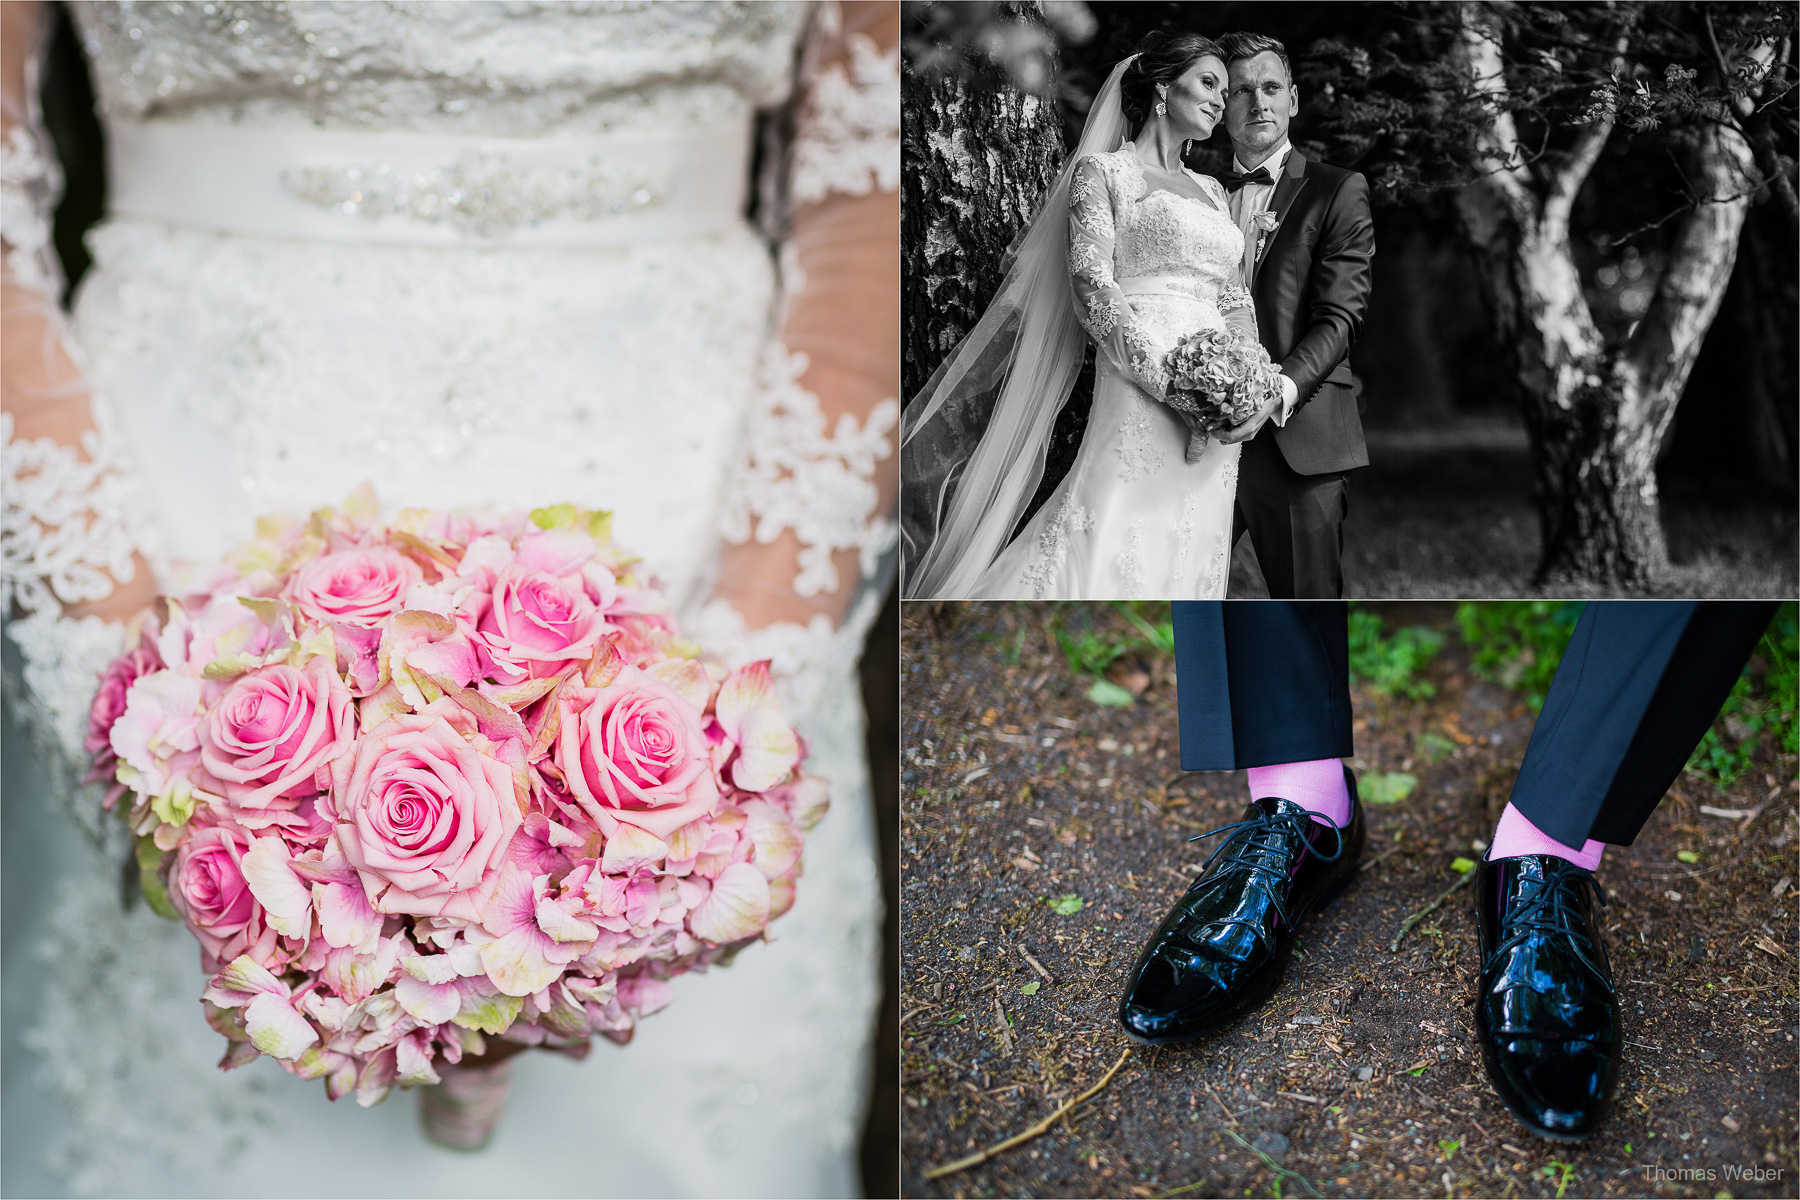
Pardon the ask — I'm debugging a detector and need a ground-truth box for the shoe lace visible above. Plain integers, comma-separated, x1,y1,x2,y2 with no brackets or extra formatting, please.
1182,808,1346,933
1486,862,1611,983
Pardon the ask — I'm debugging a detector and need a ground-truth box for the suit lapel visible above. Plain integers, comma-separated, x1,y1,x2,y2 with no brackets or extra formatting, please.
1252,149,1310,291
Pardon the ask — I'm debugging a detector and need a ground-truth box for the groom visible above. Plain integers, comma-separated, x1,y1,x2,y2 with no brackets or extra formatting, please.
1191,33,1375,600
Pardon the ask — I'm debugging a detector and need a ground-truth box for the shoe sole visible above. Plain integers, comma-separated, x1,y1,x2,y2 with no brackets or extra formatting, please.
1120,862,1361,1047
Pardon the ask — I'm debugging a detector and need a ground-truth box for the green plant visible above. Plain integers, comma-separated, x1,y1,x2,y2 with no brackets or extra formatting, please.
1455,601,1587,711
1347,608,1444,699
1051,603,1174,706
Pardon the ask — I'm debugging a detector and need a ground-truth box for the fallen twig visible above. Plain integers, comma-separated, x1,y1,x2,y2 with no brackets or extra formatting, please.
1277,1090,1325,1105
924,1047,1133,1180
1389,872,1475,953
1018,943,1055,983
1203,1081,1240,1128
993,996,1014,1057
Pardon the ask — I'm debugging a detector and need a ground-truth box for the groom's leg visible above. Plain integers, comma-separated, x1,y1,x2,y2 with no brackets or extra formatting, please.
1122,602,1362,1044
1507,600,1777,847
1474,600,1777,1141
1173,601,1353,770
1235,434,1348,600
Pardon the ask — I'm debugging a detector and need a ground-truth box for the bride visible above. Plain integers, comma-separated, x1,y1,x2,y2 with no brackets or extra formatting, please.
1,2,896,1196
902,31,1280,600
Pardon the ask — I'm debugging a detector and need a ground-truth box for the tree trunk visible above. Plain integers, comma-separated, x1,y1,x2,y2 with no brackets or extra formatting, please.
1452,16,1756,591
900,4,1064,401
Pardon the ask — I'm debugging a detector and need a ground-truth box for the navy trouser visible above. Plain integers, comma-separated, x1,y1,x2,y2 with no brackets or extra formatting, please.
1173,601,1779,846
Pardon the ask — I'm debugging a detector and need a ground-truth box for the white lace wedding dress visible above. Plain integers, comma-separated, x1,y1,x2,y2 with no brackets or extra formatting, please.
970,146,1248,600
0,4,896,1196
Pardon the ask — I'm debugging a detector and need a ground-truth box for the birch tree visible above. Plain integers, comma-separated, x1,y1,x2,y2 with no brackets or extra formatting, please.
1314,2,1795,588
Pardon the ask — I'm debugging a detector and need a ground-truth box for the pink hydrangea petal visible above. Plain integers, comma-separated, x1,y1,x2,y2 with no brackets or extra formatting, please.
395,972,462,1024
479,926,565,998
245,992,319,1060
599,823,667,874
729,704,800,793
744,802,803,881
394,1030,441,1087
687,862,771,944
241,837,312,938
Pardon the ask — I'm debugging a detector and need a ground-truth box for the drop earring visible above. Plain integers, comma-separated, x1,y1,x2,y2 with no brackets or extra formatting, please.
1154,89,1168,118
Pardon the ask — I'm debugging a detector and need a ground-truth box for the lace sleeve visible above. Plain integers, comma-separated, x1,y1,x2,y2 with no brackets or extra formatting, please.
2,1,155,625
709,0,897,655
3,2,155,786
1068,155,1166,399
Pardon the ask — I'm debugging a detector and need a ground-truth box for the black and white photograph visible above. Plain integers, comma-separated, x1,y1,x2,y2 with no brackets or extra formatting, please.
900,1,1799,600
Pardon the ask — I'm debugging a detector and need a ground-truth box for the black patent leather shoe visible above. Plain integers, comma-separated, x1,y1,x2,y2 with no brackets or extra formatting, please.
1475,855,1620,1142
1118,773,1364,1045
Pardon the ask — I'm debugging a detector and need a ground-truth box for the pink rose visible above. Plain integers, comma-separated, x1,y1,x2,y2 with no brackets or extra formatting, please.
289,548,422,629
332,714,522,921
170,824,278,971
555,666,719,838
86,643,162,759
201,657,354,809
473,565,607,683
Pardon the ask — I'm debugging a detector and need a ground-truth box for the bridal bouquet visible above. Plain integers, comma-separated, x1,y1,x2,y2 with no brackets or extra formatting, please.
1162,326,1285,461
83,494,825,1108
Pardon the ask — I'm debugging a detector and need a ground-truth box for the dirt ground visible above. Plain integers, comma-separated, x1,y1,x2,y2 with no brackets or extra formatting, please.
899,602,1799,1199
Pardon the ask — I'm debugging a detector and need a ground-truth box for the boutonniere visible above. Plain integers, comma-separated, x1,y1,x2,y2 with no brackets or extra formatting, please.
1251,210,1281,261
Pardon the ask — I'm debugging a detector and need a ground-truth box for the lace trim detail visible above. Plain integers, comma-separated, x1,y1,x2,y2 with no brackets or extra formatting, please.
1069,240,1112,289
1,122,64,295
281,152,669,237
1069,158,1114,237
1171,490,1204,585
1020,495,1093,599
1116,518,1148,599
2,407,152,618
1116,406,1166,483
789,17,899,206
1085,295,1121,340
721,344,899,598
1122,321,1168,396
1216,283,1254,313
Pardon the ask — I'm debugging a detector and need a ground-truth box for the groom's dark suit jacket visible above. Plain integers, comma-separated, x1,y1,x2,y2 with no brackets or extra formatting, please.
1234,148,1375,476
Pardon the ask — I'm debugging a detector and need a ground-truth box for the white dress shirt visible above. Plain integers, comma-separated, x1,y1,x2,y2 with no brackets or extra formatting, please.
1227,139,1298,423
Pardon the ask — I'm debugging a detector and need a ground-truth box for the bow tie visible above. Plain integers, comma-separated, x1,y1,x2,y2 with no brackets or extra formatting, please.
1222,166,1274,192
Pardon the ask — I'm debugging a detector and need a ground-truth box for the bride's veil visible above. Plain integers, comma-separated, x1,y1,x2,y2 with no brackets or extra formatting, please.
899,57,1135,598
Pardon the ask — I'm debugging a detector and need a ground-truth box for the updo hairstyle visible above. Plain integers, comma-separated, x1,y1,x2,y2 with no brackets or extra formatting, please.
1119,30,1226,134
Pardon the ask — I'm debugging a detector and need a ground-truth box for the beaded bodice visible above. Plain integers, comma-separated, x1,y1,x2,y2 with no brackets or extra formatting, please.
72,2,808,135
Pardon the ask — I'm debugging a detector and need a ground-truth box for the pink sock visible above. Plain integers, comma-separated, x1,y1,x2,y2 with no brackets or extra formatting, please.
1487,803,1605,871
1247,759,1350,827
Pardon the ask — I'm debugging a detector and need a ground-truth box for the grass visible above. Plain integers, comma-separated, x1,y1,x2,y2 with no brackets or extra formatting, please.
1346,607,1445,699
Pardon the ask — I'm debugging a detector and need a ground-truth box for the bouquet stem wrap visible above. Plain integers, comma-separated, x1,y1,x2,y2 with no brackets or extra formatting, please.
419,1059,514,1150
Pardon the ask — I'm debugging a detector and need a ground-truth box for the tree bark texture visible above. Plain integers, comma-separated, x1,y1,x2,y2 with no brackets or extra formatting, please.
900,4,1063,402
1452,15,1757,589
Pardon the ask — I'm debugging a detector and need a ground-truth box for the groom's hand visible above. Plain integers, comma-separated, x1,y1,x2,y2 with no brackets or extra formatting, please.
1216,379,1291,445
